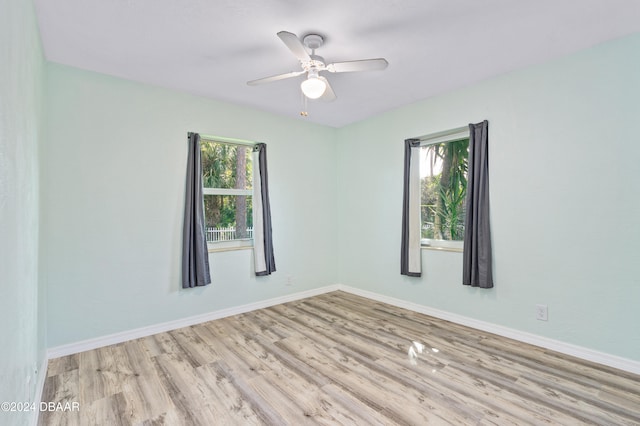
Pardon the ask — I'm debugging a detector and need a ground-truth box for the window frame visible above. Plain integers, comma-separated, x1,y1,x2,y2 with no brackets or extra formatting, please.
200,135,256,251
417,126,470,251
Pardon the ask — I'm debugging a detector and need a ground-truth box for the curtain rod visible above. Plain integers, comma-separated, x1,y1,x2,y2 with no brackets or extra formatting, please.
417,125,469,143
196,133,257,146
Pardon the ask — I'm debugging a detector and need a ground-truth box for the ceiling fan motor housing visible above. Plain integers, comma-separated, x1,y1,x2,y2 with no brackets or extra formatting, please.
303,34,324,50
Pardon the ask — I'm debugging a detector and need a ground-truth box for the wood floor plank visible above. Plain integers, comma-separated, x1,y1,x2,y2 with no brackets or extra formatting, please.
78,345,131,406
194,361,265,426
248,332,332,389
139,335,164,358
233,311,291,343
247,374,317,425
216,317,331,388
167,326,220,367
297,299,418,354
40,291,640,425
81,392,129,426
245,309,293,341
139,408,188,426
259,304,344,351
205,360,288,425
119,340,173,424
193,321,265,380
599,384,640,411
376,354,578,425
514,376,640,425
395,365,531,425
38,369,81,426
151,352,220,426
254,371,374,426
276,335,476,425
318,383,388,426
46,353,79,377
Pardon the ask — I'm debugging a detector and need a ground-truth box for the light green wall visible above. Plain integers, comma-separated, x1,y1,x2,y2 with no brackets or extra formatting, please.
41,31,640,363
0,0,46,424
336,34,640,361
42,64,338,347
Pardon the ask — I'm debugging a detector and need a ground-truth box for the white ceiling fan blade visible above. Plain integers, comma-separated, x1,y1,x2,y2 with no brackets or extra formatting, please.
247,70,305,86
319,76,336,101
326,58,388,73
277,31,311,62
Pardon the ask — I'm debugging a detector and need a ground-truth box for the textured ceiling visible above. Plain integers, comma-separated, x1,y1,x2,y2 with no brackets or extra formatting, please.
34,0,640,127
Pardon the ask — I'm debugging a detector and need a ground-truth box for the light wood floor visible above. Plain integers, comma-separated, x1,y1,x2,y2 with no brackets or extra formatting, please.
40,291,640,425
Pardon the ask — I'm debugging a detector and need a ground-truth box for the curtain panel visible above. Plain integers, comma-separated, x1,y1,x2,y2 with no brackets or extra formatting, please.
463,120,494,288
181,132,211,288
401,138,422,277
252,143,276,276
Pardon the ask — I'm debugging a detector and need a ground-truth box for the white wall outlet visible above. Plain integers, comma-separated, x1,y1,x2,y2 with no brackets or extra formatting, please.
536,304,548,321
286,275,293,286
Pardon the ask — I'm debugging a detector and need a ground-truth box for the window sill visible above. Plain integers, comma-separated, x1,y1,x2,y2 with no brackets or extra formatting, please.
421,239,463,253
421,245,463,253
207,240,253,253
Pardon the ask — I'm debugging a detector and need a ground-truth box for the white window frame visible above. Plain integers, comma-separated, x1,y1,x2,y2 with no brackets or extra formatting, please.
200,135,256,251
417,126,470,251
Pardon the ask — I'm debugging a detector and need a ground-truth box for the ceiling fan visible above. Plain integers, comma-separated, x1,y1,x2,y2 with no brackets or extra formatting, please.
247,31,388,101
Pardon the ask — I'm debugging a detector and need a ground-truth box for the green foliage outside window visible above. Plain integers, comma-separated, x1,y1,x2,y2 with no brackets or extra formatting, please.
201,140,253,235
421,138,469,241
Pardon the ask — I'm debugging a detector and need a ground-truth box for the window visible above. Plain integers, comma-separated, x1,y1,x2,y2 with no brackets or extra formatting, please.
419,130,469,249
201,139,254,249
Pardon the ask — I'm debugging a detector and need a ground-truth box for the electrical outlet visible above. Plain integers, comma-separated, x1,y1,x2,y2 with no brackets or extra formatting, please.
536,304,548,321
286,275,293,286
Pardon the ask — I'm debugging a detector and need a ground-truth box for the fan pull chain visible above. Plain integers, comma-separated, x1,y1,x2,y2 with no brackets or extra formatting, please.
300,89,308,117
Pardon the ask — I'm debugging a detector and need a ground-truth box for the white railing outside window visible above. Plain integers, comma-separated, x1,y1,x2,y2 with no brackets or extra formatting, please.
206,226,254,242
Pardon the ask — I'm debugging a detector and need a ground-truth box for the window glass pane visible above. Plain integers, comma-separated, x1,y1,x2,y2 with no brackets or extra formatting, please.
204,195,253,242
420,138,469,241
201,141,252,190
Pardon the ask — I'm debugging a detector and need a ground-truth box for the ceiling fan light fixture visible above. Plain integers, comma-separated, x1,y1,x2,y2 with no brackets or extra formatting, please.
301,74,326,99
248,31,387,105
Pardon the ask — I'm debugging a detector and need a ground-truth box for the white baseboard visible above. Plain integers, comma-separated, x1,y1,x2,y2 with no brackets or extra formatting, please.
47,283,640,376
47,284,341,359
337,284,640,375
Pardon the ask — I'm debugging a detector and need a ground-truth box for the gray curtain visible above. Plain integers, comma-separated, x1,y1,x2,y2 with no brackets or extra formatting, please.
463,120,493,288
252,143,276,276
181,132,211,288
401,138,422,277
